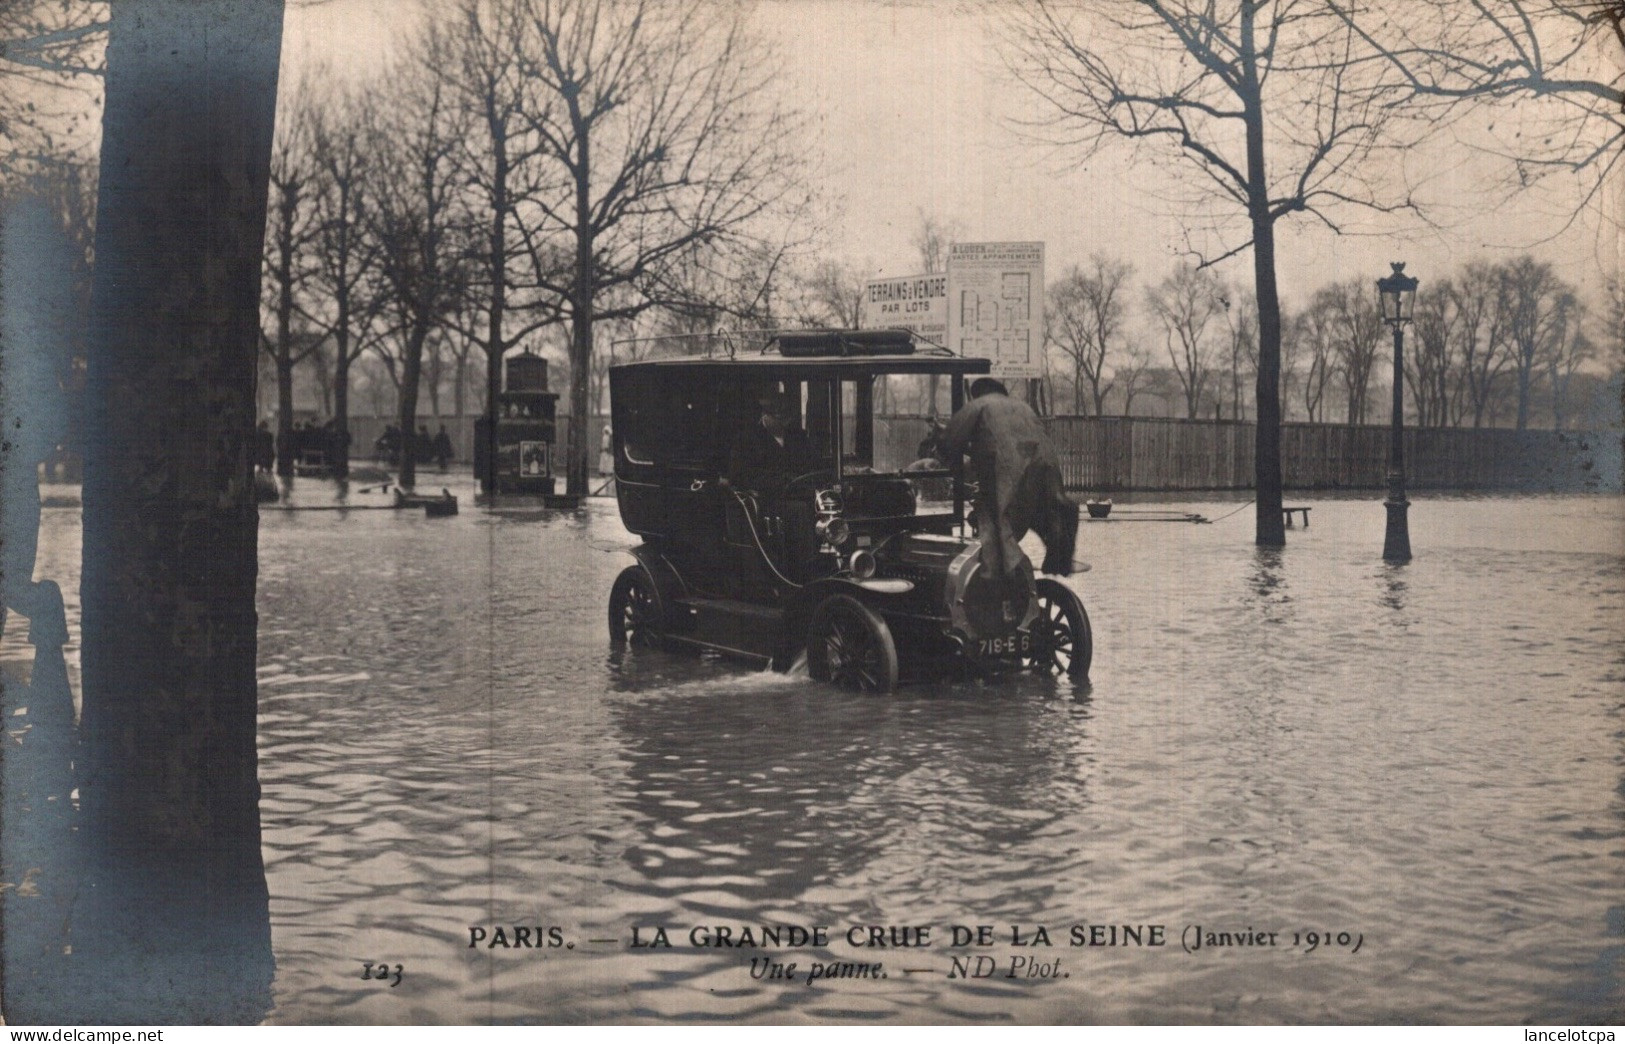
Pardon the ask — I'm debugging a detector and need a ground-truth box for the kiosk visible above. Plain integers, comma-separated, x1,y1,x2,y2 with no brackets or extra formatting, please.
477,352,559,496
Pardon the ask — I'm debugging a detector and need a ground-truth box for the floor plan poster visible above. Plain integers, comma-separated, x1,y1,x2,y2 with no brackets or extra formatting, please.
946,242,1045,378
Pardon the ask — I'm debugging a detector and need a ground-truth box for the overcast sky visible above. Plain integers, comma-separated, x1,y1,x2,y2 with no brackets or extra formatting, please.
281,0,1620,306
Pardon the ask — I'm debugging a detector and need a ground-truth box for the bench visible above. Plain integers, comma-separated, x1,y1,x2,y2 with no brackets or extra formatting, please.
1283,506,1311,527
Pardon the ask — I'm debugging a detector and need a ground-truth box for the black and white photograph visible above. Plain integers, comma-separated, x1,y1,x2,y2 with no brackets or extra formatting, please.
1,0,1621,1027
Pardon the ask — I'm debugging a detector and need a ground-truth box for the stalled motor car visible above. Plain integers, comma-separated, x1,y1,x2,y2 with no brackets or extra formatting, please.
606,329,1090,692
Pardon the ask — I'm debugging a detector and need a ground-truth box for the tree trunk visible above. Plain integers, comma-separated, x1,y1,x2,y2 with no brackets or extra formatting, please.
276,356,295,475
1241,5,1285,547
333,341,352,478
397,326,426,489
77,0,282,1022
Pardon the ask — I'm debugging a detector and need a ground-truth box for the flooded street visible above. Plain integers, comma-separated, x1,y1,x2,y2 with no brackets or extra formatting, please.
14,483,1624,1023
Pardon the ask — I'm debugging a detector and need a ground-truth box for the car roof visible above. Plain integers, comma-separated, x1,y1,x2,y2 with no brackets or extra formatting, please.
611,354,991,381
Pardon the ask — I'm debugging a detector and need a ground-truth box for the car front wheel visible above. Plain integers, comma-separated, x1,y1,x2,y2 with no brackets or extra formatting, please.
806,595,899,694
608,565,664,648
1024,578,1092,680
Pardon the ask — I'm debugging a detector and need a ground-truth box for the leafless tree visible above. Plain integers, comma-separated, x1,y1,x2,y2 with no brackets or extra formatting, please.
912,211,963,275
1291,296,1340,423
364,54,475,489
1049,254,1134,416
1409,280,1460,427
1005,0,1416,543
1147,263,1224,419
428,0,566,484
1221,289,1259,419
1449,260,1513,427
261,99,325,475
1335,0,1625,217
517,0,808,496
1497,255,1577,428
304,81,382,477
1115,336,1156,416
1319,278,1385,423
795,259,867,329
0,0,105,186
1546,298,1595,429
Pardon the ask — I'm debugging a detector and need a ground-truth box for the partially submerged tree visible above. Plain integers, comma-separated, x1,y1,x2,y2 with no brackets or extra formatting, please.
78,0,282,1020
364,60,473,490
1005,0,1417,544
518,0,806,496
261,100,325,475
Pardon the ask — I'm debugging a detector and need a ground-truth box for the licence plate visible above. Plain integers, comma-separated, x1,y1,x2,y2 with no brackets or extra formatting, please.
975,632,1032,658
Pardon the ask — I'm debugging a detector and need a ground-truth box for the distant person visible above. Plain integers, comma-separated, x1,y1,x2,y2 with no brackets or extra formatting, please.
915,416,946,465
415,425,433,464
940,377,1078,579
598,424,614,476
255,419,275,472
433,424,453,469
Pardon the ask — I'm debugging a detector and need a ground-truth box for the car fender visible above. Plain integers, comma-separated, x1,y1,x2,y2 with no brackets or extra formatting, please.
626,546,689,624
786,576,888,640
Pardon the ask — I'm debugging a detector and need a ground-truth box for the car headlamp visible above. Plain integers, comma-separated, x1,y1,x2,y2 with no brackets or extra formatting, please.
848,548,877,579
817,517,850,548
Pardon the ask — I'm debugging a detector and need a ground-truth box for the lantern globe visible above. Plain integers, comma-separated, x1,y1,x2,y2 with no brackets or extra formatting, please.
1376,262,1419,326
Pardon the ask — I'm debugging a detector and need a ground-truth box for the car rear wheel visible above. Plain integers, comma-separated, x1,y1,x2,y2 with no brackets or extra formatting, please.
608,565,664,648
1025,578,1092,679
807,595,899,693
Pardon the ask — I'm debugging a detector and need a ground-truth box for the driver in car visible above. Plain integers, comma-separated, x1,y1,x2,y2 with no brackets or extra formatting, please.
727,389,820,580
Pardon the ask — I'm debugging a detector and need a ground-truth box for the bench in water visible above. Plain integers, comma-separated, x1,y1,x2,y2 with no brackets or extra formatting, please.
1283,506,1311,527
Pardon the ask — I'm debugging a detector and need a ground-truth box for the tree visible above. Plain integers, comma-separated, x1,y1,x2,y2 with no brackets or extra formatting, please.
1497,255,1576,429
261,99,325,476
1006,0,1417,544
1546,299,1594,430
0,0,105,187
77,0,281,1020
1450,260,1513,427
1147,263,1223,419
518,0,806,497
795,259,867,329
1221,290,1259,419
1320,277,1384,423
1338,1,1625,215
1291,296,1339,423
1409,280,1460,427
303,82,382,478
1115,337,1157,416
1049,254,1134,416
429,0,567,490
364,57,473,490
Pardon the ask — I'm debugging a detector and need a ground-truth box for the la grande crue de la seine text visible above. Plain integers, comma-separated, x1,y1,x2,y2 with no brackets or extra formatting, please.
465,922,1365,955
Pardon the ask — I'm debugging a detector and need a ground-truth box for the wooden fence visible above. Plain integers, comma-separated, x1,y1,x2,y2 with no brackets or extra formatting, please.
345,412,1620,492
1039,416,1621,493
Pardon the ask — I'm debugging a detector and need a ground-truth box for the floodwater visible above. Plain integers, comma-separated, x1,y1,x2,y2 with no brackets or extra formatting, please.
13,480,1625,1023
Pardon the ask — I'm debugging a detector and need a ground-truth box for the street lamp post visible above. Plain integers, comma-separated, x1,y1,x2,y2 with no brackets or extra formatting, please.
1376,262,1419,563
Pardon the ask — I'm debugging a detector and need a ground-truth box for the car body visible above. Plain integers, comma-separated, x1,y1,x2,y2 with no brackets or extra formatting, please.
606,329,1090,692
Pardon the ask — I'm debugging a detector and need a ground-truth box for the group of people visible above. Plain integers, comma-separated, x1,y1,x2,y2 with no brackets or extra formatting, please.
255,417,353,472
373,423,455,469
726,378,1078,584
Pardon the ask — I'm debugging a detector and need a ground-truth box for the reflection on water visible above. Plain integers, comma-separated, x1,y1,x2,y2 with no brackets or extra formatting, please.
14,485,1622,1023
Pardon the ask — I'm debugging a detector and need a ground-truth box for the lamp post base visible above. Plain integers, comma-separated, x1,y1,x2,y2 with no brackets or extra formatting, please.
1383,497,1412,563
